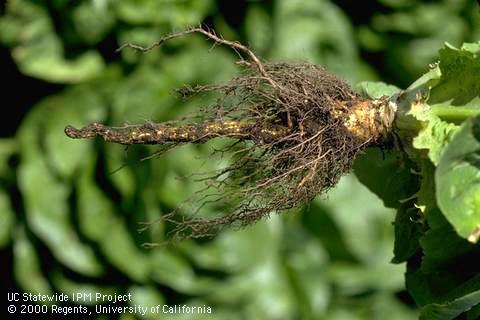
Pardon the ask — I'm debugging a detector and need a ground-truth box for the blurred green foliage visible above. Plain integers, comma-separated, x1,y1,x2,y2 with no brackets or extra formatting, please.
1,0,479,319
355,42,480,318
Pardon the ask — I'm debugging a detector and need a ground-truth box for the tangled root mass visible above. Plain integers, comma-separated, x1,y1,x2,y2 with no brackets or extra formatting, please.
162,62,367,240
65,27,385,242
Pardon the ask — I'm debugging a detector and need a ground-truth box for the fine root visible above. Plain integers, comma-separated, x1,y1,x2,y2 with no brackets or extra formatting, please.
66,26,395,242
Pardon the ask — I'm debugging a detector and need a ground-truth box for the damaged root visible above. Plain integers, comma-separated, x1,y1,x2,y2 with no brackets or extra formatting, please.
65,120,290,145
65,26,396,241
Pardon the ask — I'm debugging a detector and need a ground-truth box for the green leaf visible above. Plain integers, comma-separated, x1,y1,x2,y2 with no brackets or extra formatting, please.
316,174,400,271
354,148,418,208
429,43,480,107
405,208,480,312
418,273,480,320
128,286,164,320
51,272,117,307
0,0,104,83
415,42,480,164
179,217,303,318
284,240,330,318
355,81,401,99
150,249,216,294
420,208,478,273
18,156,103,276
407,101,458,165
14,227,52,298
43,87,107,179
115,0,213,26
370,4,467,85
391,201,423,264
72,1,115,44
112,49,237,123
419,290,480,320
182,216,280,272
436,114,480,242
245,5,272,56
18,93,103,276
326,293,418,320
408,43,480,161
77,157,150,282
327,263,404,295
405,265,443,308
302,202,357,263
271,0,375,82
467,303,480,320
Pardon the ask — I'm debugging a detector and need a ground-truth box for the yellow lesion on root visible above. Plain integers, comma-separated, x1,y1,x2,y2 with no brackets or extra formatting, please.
343,101,379,141
341,99,394,142
205,121,244,135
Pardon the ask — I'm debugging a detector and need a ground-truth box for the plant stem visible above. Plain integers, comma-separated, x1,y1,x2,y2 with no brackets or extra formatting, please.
431,106,480,124
393,92,480,135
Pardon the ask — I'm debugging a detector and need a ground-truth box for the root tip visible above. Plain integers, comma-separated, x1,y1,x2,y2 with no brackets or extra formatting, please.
64,125,80,138
64,123,104,139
